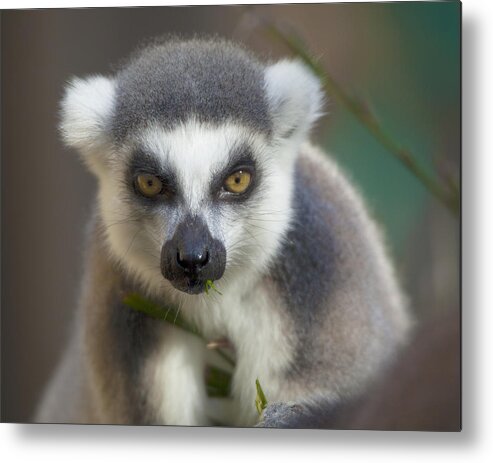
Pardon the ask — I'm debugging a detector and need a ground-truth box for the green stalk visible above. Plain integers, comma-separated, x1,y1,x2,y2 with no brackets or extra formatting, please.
123,293,235,367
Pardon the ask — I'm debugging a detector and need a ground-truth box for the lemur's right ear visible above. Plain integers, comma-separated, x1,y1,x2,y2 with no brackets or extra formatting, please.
59,75,115,153
264,59,324,142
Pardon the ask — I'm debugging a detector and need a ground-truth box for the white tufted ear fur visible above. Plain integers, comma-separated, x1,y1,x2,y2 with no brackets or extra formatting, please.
264,60,324,141
59,75,115,154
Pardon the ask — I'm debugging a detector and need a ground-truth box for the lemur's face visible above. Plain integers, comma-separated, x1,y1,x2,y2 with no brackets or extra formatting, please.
60,40,322,298
100,121,294,295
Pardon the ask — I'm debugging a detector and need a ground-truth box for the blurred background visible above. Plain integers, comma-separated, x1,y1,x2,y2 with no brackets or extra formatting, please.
1,3,460,427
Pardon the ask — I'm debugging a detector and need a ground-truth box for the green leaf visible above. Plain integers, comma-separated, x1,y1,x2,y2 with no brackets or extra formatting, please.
204,279,222,296
255,378,268,416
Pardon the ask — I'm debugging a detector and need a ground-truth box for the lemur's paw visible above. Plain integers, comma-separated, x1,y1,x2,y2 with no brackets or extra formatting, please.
256,402,304,428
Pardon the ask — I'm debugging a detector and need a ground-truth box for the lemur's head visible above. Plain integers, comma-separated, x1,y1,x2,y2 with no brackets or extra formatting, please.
61,39,323,297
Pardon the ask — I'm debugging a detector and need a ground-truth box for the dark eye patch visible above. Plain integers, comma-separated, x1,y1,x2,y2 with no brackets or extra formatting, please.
127,148,179,201
210,144,260,201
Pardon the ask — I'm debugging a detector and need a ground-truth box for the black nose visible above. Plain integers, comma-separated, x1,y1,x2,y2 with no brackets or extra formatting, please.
161,215,226,294
176,248,209,273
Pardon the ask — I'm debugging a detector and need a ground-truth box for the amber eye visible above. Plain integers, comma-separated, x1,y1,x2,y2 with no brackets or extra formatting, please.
223,170,252,194
136,174,163,198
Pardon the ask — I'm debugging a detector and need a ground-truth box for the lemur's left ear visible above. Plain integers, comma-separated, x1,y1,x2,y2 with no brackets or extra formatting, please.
264,59,324,140
59,75,115,153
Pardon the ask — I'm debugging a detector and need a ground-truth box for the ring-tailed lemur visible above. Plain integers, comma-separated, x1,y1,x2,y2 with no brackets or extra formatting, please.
36,38,410,427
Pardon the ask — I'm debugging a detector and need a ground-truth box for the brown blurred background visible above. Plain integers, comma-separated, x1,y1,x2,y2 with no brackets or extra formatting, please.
1,4,460,425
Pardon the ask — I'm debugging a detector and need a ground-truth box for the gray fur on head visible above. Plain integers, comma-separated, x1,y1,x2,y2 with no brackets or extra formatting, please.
112,38,272,142
59,37,324,160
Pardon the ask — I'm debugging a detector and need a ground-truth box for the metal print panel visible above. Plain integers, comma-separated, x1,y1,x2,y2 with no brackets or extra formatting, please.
0,2,461,430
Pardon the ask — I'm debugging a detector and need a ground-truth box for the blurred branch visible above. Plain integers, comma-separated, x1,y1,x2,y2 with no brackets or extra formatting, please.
253,15,459,216
123,293,235,367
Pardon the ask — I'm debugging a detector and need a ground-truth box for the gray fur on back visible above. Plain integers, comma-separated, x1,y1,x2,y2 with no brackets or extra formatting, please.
112,39,272,142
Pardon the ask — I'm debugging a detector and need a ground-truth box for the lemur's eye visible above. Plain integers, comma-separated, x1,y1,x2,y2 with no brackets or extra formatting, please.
136,174,163,198
223,170,252,194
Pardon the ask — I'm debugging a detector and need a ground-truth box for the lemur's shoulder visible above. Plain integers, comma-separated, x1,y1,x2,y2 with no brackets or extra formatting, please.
269,142,376,315
268,142,409,358
295,142,371,223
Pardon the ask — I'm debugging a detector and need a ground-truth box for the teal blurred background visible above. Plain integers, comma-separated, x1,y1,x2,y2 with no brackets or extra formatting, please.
322,2,460,253
1,3,460,422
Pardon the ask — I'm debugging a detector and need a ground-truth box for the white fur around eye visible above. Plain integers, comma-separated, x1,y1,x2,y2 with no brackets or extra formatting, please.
59,75,115,153
264,59,325,140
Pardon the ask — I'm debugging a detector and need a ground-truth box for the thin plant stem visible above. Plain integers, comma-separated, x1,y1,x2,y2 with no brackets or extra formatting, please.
263,22,459,216
123,293,235,367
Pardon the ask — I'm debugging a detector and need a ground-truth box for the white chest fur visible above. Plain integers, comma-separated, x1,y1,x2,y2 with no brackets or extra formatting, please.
147,280,295,426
